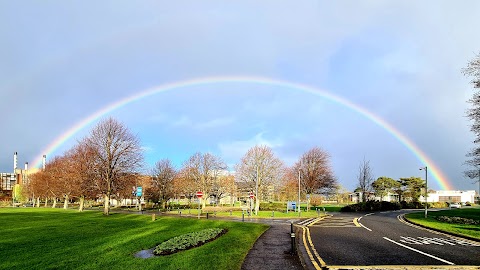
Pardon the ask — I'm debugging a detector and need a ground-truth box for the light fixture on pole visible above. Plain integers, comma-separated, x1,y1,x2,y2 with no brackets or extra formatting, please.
419,166,428,218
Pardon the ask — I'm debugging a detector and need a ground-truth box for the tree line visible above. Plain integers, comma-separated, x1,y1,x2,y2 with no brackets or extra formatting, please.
355,159,427,203
24,117,338,215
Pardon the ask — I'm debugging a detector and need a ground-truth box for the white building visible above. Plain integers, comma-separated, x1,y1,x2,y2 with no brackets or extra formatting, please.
420,190,476,204
350,190,477,204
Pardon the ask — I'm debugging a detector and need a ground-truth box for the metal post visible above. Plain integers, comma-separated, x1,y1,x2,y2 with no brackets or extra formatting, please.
198,198,201,219
290,221,295,253
298,168,301,217
255,165,259,216
420,166,428,218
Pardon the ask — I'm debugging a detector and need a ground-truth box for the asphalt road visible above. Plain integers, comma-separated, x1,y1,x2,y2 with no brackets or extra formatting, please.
305,210,480,268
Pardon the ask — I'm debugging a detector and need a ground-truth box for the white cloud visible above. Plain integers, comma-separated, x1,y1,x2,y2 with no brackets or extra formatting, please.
218,132,284,162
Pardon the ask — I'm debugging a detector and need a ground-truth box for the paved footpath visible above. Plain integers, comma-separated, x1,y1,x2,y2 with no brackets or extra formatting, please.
241,223,304,270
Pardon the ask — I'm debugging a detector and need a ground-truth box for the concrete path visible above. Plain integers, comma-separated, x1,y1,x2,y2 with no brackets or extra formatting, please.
241,223,304,270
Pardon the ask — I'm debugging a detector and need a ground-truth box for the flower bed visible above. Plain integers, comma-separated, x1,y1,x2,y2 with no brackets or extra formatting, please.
435,216,480,225
153,228,226,255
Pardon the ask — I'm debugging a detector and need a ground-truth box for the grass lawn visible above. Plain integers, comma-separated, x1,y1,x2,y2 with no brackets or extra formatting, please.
166,208,330,218
0,208,268,270
164,204,345,219
405,207,480,240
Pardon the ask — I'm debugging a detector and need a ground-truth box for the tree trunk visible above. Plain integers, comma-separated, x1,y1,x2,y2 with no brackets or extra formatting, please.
255,198,260,215
307,195,311,212
36,197,40,207
44,198,48,207
79,196,85,212
52,198,57,208
104,193,110,215
32,197,36,208
63,195,69,209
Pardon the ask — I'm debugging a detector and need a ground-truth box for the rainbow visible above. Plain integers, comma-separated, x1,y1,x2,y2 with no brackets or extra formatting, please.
32,75,453,190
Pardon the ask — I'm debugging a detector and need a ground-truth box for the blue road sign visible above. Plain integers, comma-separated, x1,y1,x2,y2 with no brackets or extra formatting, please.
136,186,143,197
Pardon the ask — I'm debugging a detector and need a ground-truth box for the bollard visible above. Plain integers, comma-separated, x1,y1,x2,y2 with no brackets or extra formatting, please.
206,213,209,219
290,222,295,253
242,212,245,222
179,211,182,216
152,213,156,221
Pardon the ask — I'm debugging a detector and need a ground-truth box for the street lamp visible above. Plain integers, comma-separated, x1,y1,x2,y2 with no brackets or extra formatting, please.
298,162,302,217
255,165,259,216
419,166,428,218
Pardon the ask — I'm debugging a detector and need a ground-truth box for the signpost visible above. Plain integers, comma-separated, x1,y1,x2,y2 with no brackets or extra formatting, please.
196,191,203,219
136,186,143,211
249,192,254,215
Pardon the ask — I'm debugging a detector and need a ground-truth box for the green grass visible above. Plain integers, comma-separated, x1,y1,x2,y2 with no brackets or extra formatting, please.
0,208,268,270
163,203,345,218
166,208,329,218
405,207,480,240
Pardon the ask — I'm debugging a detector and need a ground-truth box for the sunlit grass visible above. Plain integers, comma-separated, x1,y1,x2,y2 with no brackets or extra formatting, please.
405,207,480,240
0,208,268,270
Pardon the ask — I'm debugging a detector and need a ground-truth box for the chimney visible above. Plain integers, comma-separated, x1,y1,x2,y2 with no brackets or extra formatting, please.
42,155,46,170
14,152,18,171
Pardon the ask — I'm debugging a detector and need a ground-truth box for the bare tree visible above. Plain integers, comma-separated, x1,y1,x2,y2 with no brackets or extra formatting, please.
235,145,284,215
86,117,144,215
357,158,374,203
463,54,480,189
293,147,337,210
151,159,176,209
173,167,197,207
210,174,236,206
68,139,97,211
182,152,226,208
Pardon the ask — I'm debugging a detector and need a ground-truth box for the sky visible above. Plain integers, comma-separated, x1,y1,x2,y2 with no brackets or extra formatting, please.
1,1,480,192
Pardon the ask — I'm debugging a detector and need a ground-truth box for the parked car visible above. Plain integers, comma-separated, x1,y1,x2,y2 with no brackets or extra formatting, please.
449,203,461,208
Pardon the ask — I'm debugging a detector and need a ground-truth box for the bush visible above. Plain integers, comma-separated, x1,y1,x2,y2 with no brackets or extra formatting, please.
436,216,480,225
259,202,286,211
400,201,424,209
429,202,448,208
340,201,401,212
153,228,226,255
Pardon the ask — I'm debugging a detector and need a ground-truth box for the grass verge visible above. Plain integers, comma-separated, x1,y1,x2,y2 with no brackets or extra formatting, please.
0,208,268,270
404,207,480,240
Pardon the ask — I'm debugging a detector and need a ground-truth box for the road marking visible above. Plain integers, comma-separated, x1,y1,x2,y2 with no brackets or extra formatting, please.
399,236,480,247
359,222,372,231
306,226,327,267
298,218,316,226
383,237,455,265
311,215,359,228
301,226,323,270
397,214,480,247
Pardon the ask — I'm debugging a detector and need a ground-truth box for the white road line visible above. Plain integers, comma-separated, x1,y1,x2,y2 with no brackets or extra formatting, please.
359,222,372,231
298,218,315,226
383,237,455,265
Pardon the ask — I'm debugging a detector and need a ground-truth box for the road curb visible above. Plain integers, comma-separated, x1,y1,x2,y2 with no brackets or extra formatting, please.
401,214,480,243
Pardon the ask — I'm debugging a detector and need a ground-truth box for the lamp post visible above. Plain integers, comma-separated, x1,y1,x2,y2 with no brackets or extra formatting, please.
255,165,259,216
419,166,428,218
298,163,302,217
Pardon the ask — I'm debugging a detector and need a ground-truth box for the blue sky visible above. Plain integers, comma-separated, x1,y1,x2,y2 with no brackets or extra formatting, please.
1,1,479,191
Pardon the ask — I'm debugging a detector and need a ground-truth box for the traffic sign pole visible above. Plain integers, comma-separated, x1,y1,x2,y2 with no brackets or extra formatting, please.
196,191,203,219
